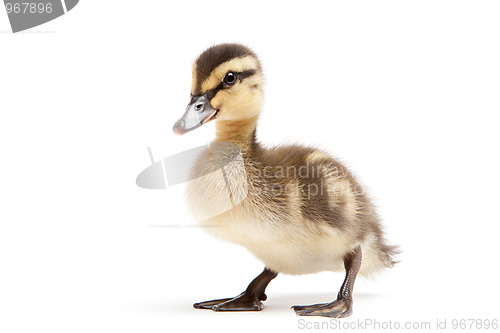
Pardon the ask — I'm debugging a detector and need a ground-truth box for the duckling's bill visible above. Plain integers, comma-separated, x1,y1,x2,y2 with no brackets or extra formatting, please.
173,93,218,135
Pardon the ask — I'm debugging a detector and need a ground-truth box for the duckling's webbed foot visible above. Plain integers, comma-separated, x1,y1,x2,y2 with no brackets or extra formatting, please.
211,293,263,311
293,246,362,318
193,267,278,312
293,298,353,318
193,297,234,309
193,292,263,311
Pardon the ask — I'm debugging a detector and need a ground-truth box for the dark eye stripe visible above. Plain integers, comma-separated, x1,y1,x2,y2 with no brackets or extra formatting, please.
238,70,255,80
201,70,256,101
205,82,225,101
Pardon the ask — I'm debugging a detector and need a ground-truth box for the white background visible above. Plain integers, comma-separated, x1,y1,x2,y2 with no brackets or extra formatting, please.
1,1,500,332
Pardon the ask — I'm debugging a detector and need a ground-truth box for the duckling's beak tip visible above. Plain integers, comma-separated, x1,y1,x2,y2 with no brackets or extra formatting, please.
172,120,185,135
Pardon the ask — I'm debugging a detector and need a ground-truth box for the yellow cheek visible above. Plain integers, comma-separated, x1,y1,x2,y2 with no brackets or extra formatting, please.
211,91,228,110
211,84,263,121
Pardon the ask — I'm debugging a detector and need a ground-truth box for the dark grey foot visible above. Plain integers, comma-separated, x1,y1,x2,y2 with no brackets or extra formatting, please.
193,292,264,311
193,268,277,312
293,297,353,318
193,297,234,309
291,302,329,312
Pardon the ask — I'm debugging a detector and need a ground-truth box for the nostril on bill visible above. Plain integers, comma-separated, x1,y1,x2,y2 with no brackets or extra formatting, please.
195,103,203,111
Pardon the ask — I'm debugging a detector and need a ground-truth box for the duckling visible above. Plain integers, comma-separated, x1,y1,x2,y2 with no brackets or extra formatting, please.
172,43,398,318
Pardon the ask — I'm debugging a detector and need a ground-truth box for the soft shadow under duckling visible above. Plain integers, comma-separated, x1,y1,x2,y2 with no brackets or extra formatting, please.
173,43,398,318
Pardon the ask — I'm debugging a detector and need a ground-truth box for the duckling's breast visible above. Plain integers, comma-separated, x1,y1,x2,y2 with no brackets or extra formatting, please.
185,142,248,222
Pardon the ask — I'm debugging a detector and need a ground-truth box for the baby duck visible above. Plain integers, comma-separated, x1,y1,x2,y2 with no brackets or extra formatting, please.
173,43,397,318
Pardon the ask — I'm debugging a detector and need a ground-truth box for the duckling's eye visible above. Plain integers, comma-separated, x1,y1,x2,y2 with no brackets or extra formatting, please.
223,72,237,86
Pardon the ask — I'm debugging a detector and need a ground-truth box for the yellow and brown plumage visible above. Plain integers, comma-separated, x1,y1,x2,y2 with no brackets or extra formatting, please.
173,43,398,317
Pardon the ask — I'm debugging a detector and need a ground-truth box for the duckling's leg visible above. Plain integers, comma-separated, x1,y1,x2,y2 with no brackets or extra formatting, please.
193,268,278,311
292,246,362,318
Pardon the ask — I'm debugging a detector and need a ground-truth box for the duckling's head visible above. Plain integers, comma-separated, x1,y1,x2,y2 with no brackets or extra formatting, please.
173,43,263,135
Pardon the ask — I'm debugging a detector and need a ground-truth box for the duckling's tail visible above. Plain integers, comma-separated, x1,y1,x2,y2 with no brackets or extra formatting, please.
358,228,401,277
380,242,402,267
